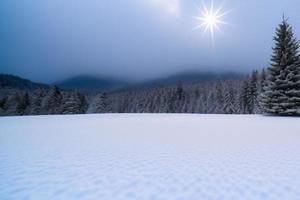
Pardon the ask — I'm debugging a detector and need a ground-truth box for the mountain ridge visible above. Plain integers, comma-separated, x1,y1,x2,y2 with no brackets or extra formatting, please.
0,71,245,93
0,74,49,90
53,75,129,92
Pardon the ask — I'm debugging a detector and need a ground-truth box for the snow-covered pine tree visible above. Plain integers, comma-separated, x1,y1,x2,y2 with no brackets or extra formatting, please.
120,93,130,113
247,70,259,114
30,88,47,115
174,82,185,113
167,90,176,113
223,82,236,114
260,18,300,115
17,92,30,115
240,78,250,114
215,80,224,113
136,93,146,113
152,92,161,113
0,97,7,116
187,89,198,113
41,86,63,114
62,92,86,114
87,92,107,113
255,69,267,114
4,92,29,116
182,92,191,113
206,90,216,113
196,96,204,113
78,92,88,113
160,92,170,113
259,68,267,93
4,93,16,116
196,87,209,113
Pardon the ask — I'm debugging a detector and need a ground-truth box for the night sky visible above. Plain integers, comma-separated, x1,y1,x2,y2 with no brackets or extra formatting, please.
0,0,300,83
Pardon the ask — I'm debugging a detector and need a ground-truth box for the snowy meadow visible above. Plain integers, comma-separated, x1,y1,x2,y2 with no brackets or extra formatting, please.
1,1,300,200
1,114,300,200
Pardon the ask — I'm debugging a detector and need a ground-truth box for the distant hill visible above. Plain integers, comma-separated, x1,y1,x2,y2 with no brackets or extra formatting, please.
0,72,245,94
0,74,49,90
54,72,245,93
54,75,129,92
124,72,245,91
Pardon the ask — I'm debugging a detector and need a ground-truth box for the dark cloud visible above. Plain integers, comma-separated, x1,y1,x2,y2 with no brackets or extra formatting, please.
0,0,300,83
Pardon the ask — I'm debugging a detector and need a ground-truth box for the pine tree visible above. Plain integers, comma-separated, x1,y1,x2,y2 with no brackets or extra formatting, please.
240,79,250,114
87,92,107,113
4,92,29,116
182,92,190,113
247,70,259,114
215,81,224,113
260,18,300,115
223,82,236,114
173,82,184,113
255,69,267,114
30,88,47,115
259,68,267,93
77,92,87,113
17,92,30,115
0,97,7,116
41,86,63,114
206,91,216,113
62,92,86,114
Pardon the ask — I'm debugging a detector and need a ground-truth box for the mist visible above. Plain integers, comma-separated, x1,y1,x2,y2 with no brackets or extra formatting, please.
0,0,300,83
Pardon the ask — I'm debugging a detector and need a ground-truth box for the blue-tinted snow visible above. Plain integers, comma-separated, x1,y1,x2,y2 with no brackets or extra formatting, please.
0,114,300,200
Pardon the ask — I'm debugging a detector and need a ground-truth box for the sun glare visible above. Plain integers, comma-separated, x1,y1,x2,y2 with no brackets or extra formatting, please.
195,1,228,40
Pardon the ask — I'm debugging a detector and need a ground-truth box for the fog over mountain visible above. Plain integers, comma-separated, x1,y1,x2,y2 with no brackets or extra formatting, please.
1,71,244,93
0,0,300,83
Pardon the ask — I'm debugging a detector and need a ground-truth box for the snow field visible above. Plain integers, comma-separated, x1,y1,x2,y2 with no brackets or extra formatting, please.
0,114,300,200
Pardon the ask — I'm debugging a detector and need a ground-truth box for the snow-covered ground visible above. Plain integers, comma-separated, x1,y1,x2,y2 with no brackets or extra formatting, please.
1,114,300,200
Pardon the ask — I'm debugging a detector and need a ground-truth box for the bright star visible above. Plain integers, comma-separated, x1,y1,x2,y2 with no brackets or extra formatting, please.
195,1,228,40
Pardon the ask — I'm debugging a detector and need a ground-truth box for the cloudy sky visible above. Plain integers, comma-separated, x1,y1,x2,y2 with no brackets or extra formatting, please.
0,0,300,83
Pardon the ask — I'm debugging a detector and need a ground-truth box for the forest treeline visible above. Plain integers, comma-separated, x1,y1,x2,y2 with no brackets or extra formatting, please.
0,70,265,116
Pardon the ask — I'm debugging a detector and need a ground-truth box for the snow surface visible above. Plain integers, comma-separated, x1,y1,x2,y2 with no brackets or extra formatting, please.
1,114,300,200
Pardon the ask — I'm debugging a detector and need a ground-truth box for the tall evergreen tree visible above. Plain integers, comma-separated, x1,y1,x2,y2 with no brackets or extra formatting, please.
4,92,28,116
30,88,47,115
256,69,267,114
17,92,30,115
0,97,7,116
173,82,184,113
41,86,63,114
247,70,259,114
259,68,267,93
240,78,250,114
215,81,224,113
87,92,108,113
260,18,300,115
62,92,86,114
223,82,236,114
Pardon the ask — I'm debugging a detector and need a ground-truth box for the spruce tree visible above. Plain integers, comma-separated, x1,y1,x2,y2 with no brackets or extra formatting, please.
87,92,107,113
215,81,224,113
0,97,7,116
4,92,29,116
41,86,63,114
223,82,236,114
256,69,267,114
260,18,300,115
17,92,30,115
259,68,267,93
30,88,46,115
173,82,184,113
61,92,85,114
247,70,259,114
240,78,250,114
